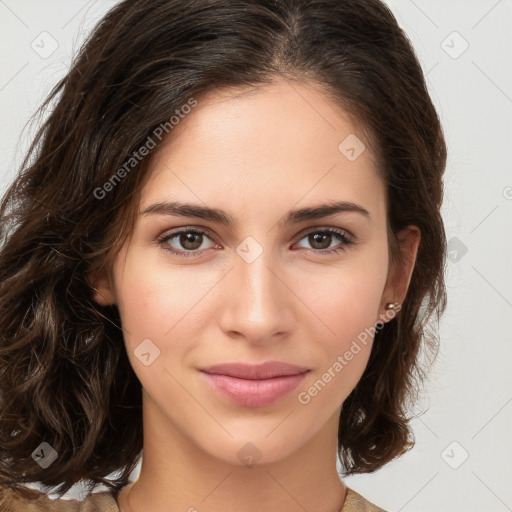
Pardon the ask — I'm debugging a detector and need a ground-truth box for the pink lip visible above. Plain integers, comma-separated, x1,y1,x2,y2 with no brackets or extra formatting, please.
199,362,310,408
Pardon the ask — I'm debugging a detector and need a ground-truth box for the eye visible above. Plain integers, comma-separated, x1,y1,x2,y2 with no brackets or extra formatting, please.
294,227,354,255
157,228,218,258
157,226,355,258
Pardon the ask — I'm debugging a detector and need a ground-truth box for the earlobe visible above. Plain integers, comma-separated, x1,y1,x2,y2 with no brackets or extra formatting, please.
378,225,421,324
88,268,116,306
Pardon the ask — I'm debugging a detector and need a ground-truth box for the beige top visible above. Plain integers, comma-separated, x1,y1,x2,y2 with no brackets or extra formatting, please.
0,484,387,512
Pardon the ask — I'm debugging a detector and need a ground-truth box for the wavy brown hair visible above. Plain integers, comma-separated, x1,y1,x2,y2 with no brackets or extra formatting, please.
0,0,447,497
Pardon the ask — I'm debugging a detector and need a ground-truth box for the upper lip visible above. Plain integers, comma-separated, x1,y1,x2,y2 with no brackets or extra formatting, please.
199,362,310,380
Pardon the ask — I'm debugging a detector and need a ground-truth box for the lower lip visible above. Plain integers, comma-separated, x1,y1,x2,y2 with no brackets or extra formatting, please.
200,371,309,408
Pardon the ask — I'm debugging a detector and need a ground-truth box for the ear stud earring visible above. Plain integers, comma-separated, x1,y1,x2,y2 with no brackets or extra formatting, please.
385,302,401,310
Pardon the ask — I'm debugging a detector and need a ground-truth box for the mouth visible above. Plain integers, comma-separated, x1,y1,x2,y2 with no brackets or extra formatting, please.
199,361,310,408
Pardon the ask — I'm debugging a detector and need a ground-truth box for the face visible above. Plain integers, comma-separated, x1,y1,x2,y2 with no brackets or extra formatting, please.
93,78,419,466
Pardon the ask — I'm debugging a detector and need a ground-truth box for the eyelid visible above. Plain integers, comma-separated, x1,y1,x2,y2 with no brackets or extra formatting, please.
293,225,355,243
157,226,219,250
158,225,354,245
157,224,355,257
158,225,217,242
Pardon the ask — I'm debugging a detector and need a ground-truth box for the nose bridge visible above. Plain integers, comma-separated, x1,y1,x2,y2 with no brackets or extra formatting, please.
219,240,292,341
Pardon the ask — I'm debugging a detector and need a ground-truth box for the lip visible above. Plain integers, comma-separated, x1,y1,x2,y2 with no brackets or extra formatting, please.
199,361,310,379
199,362,310,408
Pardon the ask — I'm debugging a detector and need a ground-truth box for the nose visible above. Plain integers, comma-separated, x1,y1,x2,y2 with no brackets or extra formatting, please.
217,245,295,345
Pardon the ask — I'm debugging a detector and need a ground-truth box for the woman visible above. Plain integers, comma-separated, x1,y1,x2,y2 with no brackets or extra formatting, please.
0,0,447,511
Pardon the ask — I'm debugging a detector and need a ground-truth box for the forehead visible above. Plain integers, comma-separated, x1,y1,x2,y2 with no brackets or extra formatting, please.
140,79,386,225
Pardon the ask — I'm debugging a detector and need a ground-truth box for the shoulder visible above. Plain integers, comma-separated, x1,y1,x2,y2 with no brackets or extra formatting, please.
0,484,120,512
342,487,388,512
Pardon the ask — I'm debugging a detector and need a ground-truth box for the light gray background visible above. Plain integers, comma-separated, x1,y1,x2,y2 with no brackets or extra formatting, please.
1,1,511,511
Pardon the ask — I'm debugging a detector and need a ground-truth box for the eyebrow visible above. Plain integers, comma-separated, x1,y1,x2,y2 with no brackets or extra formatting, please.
139,200,371,226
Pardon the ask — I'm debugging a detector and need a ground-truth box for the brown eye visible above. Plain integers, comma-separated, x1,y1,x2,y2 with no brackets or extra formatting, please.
308,233,333,250
179,232,204,251
158,228,216,257
295,228,354,254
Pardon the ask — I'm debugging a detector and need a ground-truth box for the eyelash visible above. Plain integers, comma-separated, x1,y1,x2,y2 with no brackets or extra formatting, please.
157,226,354,258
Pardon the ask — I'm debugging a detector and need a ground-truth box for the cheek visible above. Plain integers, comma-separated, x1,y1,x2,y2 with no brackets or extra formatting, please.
305,258,387,341
111,254,207,398
299,253,387,393
296,274,380,413
112,248,220,354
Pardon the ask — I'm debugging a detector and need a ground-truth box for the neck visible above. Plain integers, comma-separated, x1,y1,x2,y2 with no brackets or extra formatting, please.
117,395,347,512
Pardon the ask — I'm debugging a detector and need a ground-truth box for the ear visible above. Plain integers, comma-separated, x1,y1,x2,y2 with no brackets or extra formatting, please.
88,267,116,306
377,225,421,324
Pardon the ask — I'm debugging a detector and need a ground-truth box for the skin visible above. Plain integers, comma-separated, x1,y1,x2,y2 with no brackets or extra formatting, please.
91,78,420,512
